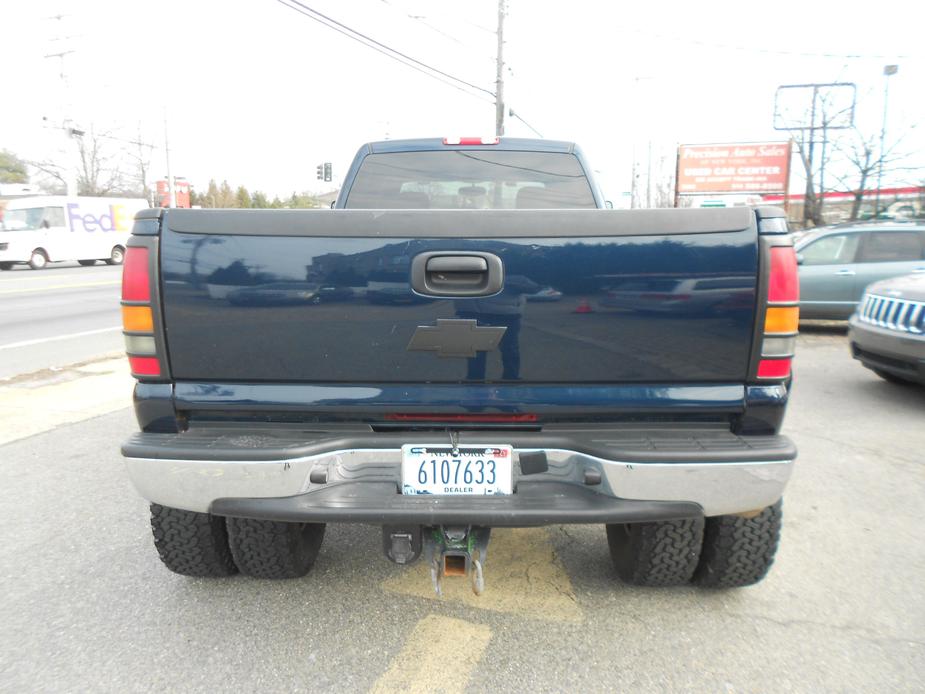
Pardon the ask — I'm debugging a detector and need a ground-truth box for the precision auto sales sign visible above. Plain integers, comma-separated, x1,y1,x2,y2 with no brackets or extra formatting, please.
677,141,792,194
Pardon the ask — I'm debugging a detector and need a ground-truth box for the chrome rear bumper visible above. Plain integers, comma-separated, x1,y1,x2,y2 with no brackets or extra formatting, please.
124,440,793,520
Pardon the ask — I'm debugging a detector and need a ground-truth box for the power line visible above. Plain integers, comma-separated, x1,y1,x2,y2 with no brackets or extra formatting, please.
377,0,465,46
375,0,496,64
274,0,495,100
508,108,542,137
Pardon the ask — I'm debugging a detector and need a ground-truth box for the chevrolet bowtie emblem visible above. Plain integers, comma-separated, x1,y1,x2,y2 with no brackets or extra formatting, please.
407,319,506,358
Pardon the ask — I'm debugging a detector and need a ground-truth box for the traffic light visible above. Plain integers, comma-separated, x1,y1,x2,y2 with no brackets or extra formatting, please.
323,162,332,182
316,163,324,180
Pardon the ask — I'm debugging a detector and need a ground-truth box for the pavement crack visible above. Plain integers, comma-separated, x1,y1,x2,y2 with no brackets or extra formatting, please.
724,610,925,648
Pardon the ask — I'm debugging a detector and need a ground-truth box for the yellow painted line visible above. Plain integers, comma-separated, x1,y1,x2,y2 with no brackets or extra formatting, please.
369,614,491,694
382,528,582,623
0,280,120,295
0,357,133,445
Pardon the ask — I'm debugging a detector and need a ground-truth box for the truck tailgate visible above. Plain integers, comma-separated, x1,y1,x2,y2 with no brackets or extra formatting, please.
159,208,758,384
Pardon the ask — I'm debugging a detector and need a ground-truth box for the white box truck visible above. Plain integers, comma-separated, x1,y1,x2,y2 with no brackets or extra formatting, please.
0,196,149,270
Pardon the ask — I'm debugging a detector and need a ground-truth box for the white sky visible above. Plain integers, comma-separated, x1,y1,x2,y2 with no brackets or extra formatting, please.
2,0,922,201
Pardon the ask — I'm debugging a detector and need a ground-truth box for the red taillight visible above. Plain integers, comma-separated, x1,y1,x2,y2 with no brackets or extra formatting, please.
122,247,151,302
385,413,537,423
121,244,161,379
768,246,799,302
128,356,161,377
757,358,791,379
443,136,500,146
755,242,799,381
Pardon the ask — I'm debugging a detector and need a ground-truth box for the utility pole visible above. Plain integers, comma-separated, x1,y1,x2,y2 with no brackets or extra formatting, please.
875,65,899,218
43,13,79,196
494,0,506,137
164,109,176,208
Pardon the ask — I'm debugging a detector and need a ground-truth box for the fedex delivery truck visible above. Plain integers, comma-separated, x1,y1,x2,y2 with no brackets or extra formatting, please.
0,196,149,270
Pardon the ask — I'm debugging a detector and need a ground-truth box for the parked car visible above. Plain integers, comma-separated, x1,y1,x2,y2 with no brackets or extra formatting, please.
600,276,753,315
525,286,563,302
227,282,354,306
795,222,925,319
849,272,925,385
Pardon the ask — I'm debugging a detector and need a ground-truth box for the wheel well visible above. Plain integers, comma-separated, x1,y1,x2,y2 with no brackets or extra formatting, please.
32,247,48,258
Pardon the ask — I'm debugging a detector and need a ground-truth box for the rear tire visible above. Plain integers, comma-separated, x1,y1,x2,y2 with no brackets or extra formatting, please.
606,517,704,586
0,262,13,270
78,259,97,267
227,517,325,579
873,368,914,386
693,500,782,588
149,504,238,577
29,249,48,270
106,245,125,265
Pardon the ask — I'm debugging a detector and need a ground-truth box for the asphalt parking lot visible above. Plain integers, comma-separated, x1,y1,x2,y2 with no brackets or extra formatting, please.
0,328,923,693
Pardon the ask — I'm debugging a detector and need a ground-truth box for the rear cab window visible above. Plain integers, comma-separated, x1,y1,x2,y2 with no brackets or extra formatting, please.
344,150,597,209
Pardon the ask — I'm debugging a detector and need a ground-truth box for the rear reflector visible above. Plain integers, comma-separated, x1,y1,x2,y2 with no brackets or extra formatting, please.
122,305,154,332
764,306,799,334
385,413,537,423
122,247,151,302
128,356,161,377
757,358,792,379
767,246,799,303
443,136,500,146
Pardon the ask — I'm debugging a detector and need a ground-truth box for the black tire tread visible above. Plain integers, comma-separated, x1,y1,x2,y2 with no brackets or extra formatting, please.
150,504,238,577
607,517,704,586
694,500,782,588
227,518,325,579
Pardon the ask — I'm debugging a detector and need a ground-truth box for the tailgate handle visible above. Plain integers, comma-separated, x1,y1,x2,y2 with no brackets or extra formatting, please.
411,252,504,297
426,256,488,274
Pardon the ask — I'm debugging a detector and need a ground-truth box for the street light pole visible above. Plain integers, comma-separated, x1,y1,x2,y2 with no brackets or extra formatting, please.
875,64,898,218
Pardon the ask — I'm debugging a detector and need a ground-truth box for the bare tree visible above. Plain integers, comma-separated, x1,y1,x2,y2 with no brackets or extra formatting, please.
775,83,857,227
122,125,154,202
830,127,920,221
75,126,129,196
27,125,140,197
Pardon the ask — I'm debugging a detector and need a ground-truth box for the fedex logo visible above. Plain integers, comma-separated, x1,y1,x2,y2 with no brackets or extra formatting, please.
66,203,133,233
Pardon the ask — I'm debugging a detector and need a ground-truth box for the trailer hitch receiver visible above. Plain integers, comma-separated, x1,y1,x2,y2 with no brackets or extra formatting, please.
424,525,491,596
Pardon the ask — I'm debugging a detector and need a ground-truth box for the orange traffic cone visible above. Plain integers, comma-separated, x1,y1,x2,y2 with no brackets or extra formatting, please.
574,298,593,314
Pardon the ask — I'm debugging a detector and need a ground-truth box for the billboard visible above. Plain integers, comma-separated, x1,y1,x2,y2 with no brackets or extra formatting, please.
676,142,792,195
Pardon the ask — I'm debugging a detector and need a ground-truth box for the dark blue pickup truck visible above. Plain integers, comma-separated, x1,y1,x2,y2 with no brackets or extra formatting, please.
120,137,799,593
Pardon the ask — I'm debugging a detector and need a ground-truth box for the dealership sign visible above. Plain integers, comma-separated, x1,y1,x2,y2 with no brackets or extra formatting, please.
677,142,792,195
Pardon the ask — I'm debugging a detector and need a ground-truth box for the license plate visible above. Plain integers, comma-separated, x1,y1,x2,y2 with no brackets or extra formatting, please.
401,445,513,496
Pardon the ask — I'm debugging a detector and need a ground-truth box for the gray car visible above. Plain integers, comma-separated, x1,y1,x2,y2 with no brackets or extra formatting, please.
849,272,925,385
795,223,925,319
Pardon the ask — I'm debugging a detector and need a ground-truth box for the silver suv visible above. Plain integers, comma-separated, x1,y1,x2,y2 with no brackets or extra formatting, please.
796,223,925,319
849,272,925,385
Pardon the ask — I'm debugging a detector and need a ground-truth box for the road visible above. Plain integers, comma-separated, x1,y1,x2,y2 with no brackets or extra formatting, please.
0,262,123,379
0,330,922,692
